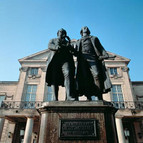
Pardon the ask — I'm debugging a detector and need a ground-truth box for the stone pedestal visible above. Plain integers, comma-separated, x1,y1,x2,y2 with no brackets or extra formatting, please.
37,101,118,143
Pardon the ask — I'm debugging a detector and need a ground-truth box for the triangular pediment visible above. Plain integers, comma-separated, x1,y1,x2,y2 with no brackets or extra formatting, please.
19,48,130,64
107,51,130,63
19,49,50,63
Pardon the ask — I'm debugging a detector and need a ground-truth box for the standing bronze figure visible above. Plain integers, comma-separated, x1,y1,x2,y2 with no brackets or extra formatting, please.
75,26,112,100
46,28,76,101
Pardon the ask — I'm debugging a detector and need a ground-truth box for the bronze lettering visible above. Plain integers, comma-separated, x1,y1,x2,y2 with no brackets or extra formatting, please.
60,119,97,139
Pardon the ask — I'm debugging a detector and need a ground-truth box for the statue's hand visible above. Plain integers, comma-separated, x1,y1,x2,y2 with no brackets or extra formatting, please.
58,38,63,44
98,56,104,60
99,55,109,60
57,39,62,49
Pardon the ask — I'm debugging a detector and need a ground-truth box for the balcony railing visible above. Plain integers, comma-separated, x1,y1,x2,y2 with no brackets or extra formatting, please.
111,101,143,109
0,101,143,110
0,101,43,109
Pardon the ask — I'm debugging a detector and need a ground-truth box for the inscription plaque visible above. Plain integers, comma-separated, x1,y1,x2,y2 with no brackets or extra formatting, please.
59,119,97,140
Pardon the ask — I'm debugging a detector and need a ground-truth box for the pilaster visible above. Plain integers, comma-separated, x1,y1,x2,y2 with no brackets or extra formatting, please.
36,67,46,101
121,67,134,101
15,67,28,100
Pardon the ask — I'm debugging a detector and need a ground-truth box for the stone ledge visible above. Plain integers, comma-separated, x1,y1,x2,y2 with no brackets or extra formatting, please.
37,101,116,114
0,109,39,117
41,101,105,107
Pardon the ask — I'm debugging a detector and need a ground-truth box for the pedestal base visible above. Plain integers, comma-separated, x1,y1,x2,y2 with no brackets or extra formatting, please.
37,101,118,143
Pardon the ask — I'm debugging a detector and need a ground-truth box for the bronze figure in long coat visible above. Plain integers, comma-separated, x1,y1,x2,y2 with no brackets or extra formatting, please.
75,26,112,100
46,29,76,101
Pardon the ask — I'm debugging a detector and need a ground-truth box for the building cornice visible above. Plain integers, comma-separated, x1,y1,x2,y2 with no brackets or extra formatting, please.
0,81,18,84
132,81,143,85
105,59,130,64
19,59,47,64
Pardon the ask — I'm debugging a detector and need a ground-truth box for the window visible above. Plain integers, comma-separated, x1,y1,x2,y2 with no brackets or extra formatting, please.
20,128,25,143
110,68,118,75
25,85,37,102
29,68,38,75
33,139,37,143
0,96,5,107
24,85,37,108
44,86,53,101
91,96,98,101
111,85,124,108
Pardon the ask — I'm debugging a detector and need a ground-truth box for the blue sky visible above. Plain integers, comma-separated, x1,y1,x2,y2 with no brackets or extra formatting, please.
0,0,143,81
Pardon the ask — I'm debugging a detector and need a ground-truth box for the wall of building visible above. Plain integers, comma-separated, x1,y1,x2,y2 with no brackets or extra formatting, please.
0,50,143,143
132,82,143,101
0,82,18,101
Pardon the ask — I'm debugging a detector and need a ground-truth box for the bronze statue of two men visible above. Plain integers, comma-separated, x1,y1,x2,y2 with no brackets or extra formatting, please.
46,26,112,101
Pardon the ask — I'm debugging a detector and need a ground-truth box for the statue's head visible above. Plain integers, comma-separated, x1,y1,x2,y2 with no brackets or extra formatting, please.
80,26,90,36
57,28,67,39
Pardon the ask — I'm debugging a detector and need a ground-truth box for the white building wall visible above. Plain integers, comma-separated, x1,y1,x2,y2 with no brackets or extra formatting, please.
0,50,143,143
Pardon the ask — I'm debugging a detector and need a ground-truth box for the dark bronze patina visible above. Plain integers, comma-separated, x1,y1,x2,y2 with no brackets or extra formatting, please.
75,26,112,100
45,28,76,101
46,27,113,101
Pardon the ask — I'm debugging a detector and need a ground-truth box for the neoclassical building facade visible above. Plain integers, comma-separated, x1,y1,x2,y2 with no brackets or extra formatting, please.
0,48,143,143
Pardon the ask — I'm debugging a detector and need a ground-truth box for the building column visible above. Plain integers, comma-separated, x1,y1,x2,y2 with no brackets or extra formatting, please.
0,117,5,140
115,117,126,143
23,117,34,143
38,112,48,143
